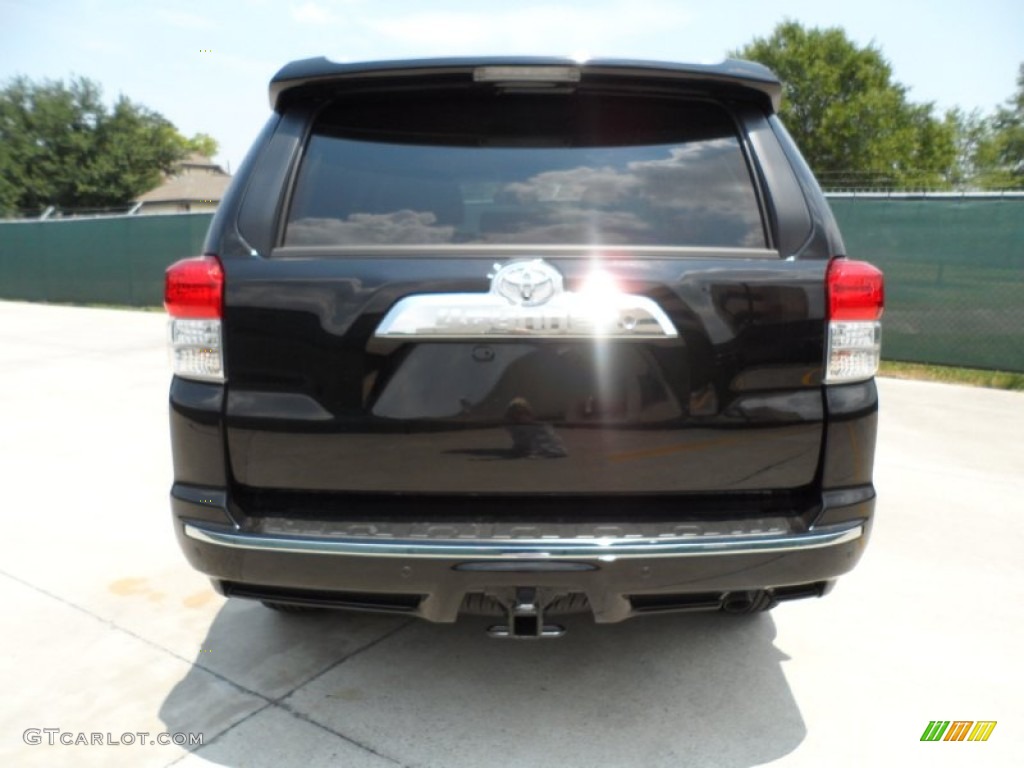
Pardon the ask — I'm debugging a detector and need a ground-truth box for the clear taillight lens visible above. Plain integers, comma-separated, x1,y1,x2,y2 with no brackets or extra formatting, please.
826,259,884,384
165,255,224,382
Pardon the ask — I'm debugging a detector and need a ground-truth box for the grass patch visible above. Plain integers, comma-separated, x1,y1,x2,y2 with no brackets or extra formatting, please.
879,361,1024,391
80,303,164,313
22,300,165,313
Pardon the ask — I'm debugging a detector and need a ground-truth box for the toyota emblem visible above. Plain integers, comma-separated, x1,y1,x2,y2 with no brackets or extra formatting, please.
489,260,563,307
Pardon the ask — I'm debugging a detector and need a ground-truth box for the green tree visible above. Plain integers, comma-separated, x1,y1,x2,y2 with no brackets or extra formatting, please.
185,132,219,158
973,63,1024,189
732,21,956,190
945,108,991,188
0,75,219,215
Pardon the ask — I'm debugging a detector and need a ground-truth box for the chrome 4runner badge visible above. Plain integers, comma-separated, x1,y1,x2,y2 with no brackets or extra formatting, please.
374,259,678,339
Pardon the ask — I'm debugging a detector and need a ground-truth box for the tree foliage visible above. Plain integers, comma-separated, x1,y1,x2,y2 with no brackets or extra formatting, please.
0,76,219,215
971,64,1024,189
733,21,956,190
945,107,993,188
186,132,220,158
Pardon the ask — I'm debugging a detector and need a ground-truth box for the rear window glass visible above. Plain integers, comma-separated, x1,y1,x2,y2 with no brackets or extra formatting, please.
284,92,765,249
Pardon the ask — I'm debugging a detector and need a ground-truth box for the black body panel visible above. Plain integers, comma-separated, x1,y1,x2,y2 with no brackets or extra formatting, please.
219,255,828,494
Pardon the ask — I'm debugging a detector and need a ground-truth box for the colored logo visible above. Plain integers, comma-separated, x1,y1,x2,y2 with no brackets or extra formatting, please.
921,721,997,742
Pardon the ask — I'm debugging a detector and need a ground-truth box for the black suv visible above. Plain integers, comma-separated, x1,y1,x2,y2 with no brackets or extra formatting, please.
166,57,883,637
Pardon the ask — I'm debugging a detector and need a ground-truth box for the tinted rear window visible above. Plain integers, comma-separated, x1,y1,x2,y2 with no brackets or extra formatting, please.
284,92,765,248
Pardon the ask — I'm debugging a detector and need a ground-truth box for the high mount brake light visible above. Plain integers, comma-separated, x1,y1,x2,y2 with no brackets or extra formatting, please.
825,259,884,384
473,66,581,84
165,255,225,382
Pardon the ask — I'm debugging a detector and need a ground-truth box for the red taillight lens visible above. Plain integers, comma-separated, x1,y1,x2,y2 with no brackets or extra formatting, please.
164,255,223,318
827,259,884,321
825,258,884,384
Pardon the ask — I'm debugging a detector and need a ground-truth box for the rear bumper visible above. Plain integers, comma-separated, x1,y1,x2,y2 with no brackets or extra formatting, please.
173,489,872,622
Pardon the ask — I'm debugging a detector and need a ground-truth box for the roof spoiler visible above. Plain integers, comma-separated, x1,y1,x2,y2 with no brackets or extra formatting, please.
268,56,782,113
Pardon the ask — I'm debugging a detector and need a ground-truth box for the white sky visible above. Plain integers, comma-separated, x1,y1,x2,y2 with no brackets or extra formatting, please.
1,0,1021,172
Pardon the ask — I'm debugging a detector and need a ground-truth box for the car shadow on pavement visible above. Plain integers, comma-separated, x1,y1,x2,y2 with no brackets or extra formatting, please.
161,602,804,768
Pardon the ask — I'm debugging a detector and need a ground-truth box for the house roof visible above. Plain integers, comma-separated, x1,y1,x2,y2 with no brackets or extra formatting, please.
179,152,227,172
136,155,232,204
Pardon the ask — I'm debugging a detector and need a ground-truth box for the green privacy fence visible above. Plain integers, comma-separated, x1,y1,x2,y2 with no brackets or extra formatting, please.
0,213,212,307
829,195,1024,372
0,199,1022,371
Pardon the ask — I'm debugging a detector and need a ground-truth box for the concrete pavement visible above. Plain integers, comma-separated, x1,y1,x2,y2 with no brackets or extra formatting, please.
1,300,1021,767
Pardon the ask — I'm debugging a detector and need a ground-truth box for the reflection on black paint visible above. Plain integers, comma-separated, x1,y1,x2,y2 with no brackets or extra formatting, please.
504,397,568,459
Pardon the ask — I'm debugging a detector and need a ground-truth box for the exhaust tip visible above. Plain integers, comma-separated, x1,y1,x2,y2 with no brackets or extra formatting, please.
721,592,755,613
721,590,778,614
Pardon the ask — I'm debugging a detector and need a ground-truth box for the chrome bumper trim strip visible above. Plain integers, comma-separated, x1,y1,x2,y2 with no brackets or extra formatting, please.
184,521,864,560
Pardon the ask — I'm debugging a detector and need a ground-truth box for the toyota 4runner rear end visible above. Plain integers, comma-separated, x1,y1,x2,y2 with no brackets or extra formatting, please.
166,57,883,637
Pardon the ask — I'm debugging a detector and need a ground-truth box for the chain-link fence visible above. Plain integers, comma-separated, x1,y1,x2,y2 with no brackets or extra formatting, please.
829,193,1024,372
817,171,949,193
5,204,139,219
0,213,212,306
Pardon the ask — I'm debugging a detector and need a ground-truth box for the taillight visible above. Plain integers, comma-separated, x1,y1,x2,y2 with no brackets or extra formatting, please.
165,255,224,382
825,259,884,384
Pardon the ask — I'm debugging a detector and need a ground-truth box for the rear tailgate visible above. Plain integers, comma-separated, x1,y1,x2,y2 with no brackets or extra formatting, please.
219,66,827,497
222,256,825,494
